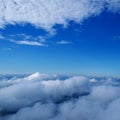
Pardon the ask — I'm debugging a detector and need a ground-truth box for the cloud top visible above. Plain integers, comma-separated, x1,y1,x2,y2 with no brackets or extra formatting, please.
0,73,120,120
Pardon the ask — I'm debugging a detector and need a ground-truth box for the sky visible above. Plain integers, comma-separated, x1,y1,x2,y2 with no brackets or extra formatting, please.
0,0,120,76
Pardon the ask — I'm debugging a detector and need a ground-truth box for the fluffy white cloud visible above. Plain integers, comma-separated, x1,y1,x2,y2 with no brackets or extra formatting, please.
0,0,120,31
0,0,100,29
0,73,120,120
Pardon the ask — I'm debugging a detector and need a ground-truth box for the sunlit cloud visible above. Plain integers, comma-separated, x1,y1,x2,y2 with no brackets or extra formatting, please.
0,73,120,120
0,0,120,31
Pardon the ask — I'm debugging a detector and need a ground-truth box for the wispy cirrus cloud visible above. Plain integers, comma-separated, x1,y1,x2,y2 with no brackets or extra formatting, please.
10,40,47,46
0,33,48,47
0,33,72,46
56,40,72,45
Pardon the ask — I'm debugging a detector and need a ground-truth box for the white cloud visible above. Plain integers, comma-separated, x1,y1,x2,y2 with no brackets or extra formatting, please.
0,0,120,31
0,0,120,46
24,72,48,81
0,33,48,47
56,40,72,45
10,40,46,46
106,0,120,13
0,73,120,120
0,33,73,46
0,0,99,29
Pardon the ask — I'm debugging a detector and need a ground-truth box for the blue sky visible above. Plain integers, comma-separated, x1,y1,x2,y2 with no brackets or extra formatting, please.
0,0,120,76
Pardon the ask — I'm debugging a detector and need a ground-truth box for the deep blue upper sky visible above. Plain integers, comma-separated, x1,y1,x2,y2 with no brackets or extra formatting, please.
0,11,120,76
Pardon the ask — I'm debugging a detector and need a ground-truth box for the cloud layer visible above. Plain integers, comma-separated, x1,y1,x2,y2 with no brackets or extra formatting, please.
0,0,120,31
0,33,48,47
0,72,120,120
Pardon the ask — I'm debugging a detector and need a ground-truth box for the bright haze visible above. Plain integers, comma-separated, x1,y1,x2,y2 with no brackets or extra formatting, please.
0,0,120,120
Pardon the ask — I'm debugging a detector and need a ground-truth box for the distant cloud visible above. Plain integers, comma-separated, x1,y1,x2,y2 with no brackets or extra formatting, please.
0,33,72,46
56,40,72,45
10,40,46,46
0,0,120,31
0,33,48,47
0,73,120,120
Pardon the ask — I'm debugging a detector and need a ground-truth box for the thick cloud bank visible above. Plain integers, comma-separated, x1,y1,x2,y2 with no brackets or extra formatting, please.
0,0,120,30
0,72,120,120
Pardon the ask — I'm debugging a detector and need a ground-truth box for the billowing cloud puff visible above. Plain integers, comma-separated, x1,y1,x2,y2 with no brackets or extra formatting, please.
0,0,120,31
0,72,120,120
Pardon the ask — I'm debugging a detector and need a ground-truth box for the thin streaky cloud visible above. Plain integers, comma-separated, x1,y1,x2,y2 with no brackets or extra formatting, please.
10,40,47,46
56,40,72,45
0,33,48,47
